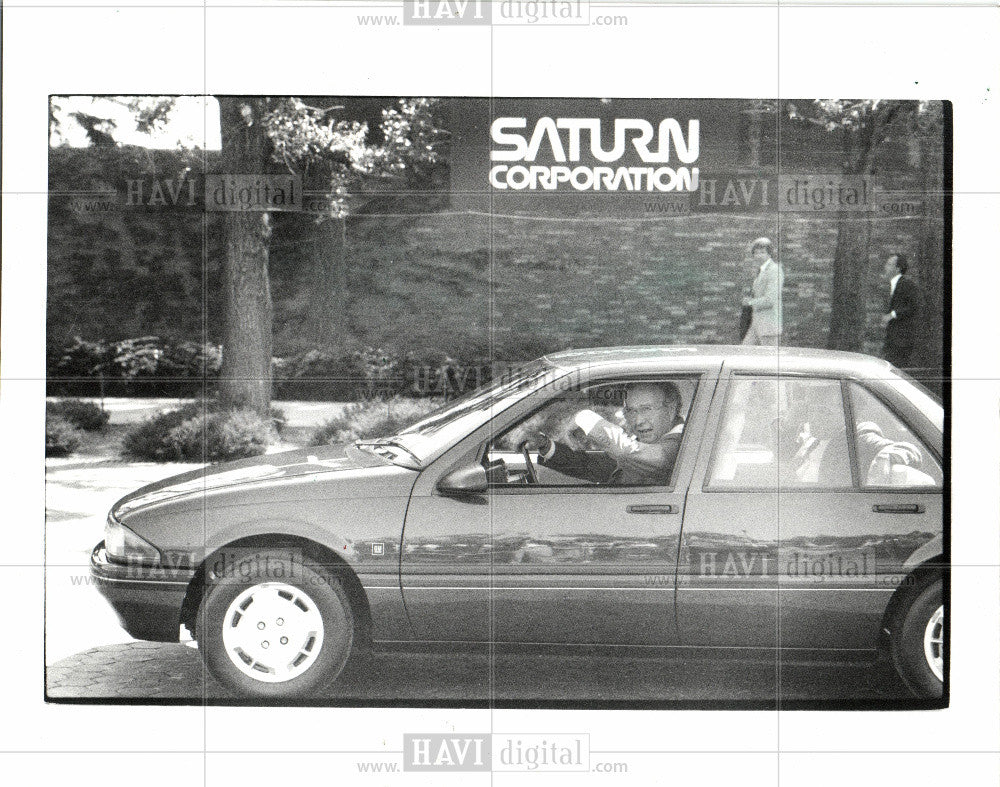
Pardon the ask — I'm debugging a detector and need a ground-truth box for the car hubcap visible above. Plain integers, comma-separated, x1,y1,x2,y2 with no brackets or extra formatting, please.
923,605,944,682
222,583,324,683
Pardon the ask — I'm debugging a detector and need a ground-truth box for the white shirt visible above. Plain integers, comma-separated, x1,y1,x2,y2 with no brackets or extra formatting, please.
888,273,902,319
540,411,683,462
794,438,829,483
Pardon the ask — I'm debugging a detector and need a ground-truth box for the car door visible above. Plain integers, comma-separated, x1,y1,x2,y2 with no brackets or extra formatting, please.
400,367,719,646
676,369,943,652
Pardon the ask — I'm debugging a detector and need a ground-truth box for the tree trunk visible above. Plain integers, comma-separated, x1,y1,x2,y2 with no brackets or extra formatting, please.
916,113,945,391
827,124,875,353
309,216,348,346
217,97,274,414
826,209,872,352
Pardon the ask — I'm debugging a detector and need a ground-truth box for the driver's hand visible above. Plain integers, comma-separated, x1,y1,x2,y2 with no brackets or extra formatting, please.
519,431,552,456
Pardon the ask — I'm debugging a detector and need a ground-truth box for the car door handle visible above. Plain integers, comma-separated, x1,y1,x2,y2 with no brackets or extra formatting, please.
626,504,678,515
872,503,925,514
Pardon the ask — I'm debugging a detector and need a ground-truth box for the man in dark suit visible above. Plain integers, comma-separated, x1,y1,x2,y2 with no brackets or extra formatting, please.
882,253,924,368
524,382,684,486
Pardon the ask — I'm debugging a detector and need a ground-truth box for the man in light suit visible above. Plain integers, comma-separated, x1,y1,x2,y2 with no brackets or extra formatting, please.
741,237,784,346
881,252,923,369
523,382,683,486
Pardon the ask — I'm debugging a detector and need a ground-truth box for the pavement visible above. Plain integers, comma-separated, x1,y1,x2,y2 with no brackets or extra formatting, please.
50,397,352,426
46,642,912,703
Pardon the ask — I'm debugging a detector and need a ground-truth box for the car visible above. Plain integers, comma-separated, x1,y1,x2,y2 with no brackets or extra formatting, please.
91,345,946,701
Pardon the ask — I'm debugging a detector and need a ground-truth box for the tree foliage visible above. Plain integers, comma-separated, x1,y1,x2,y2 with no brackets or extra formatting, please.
263,97,447,217
215,97,448,412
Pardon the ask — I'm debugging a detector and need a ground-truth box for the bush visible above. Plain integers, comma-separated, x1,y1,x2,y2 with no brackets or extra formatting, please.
46,416,84,457
121,404,198,461
272,349,356,401
51,336,109,378
272,346,406,401
48,336,224,398
310,397,439,446
47,399,110,431
167,410,272,462
122,402,274,462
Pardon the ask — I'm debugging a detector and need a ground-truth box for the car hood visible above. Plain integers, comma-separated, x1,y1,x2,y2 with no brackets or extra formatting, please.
111,443,389,518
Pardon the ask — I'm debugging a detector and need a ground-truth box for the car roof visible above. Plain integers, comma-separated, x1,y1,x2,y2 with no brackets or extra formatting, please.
543,345,895,378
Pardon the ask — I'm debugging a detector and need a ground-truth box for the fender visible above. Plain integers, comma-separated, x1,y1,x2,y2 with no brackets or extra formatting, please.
903,535,944,572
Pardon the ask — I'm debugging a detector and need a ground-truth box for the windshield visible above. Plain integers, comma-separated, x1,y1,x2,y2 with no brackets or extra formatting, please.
387,360,565,463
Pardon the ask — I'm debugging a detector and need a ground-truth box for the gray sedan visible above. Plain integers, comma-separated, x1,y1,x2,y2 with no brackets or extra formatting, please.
92,346,946,702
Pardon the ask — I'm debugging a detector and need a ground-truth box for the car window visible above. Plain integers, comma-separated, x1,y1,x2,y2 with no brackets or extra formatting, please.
392,360,564,463
849,382,942,489
486,377,698,488
707,376,852,490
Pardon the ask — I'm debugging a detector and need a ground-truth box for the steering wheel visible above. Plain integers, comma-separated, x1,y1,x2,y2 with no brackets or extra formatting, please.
521,443,539,485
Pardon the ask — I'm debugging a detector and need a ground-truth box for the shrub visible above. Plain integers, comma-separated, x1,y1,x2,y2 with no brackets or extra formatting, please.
272,349,357,401
52,336,110,378
46,399,110,431
160,340,223,378
310,397,439,446
167,410,272,462
48,336,225,398
272,346,407,401
122,402,273,462
46,416,84,457
121,404,199,461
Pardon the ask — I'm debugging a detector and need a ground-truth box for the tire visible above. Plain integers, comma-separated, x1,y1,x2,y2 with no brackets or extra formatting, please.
890,578,944,698
196,551,355,699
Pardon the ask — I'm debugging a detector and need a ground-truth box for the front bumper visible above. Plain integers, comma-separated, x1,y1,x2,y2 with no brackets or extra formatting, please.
90,541,196,642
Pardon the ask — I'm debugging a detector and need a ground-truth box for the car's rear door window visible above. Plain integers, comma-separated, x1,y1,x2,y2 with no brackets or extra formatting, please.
707,376,852,490
848,382,942,488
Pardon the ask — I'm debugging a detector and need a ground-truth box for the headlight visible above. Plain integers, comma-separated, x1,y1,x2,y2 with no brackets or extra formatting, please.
105,514,161,565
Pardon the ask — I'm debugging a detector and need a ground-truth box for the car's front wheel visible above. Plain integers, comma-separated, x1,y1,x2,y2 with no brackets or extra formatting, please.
890,578,944,698
196,552,355,698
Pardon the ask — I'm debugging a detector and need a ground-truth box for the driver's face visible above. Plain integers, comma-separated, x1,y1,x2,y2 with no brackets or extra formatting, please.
623,386,675,443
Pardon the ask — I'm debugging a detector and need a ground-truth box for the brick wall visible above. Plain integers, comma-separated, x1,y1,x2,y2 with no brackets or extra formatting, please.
343,206,934,361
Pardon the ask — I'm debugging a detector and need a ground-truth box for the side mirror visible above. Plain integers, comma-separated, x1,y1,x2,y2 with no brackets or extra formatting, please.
437,463,488,495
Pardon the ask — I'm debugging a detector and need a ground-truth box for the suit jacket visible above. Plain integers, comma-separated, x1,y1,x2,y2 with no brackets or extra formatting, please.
540,415,682,486
747,259,783,337
885,275,923,352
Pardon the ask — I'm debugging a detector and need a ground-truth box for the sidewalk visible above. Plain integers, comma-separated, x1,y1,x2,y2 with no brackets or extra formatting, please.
45,642,908,702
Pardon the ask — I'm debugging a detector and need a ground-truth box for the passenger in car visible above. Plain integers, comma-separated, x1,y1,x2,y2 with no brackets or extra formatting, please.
789,395,852,485
855,421,924,485
784,408,923,487
524,382,684,485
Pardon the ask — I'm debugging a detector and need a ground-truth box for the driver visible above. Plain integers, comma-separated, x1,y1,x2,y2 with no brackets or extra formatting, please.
523,382,684,485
